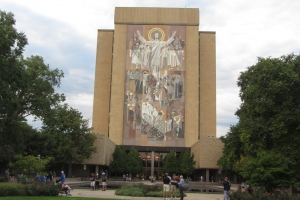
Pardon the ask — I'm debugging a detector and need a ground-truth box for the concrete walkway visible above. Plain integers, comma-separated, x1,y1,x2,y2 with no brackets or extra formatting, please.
63,179,235,200
69,189,224,200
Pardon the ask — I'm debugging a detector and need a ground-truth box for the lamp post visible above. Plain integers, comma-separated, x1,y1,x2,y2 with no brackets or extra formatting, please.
38,154,40,162
81,164,86,181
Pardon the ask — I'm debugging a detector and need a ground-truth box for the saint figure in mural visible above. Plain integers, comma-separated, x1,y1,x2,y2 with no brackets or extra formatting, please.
137,30,177,79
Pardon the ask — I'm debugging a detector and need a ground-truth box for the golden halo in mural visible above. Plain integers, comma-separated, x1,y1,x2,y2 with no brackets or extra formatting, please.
148,28,165,41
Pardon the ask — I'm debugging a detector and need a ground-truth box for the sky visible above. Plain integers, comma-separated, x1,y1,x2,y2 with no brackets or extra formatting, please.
1,0,300,138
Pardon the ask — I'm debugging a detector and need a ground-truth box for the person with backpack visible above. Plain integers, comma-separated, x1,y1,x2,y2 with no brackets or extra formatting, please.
222,177,231,200
101,173,107,191
163,173,171,200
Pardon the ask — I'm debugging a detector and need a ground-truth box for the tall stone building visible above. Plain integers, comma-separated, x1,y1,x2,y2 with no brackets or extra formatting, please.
84,7,223,182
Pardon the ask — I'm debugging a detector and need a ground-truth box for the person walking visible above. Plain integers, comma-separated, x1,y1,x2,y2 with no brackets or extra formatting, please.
178,175,185,200
163,173,171,200
222,177,231,200
60,171,66,184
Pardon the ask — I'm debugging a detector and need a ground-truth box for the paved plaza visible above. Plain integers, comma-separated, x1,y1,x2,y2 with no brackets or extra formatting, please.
64,179,235,200
69,188,224,200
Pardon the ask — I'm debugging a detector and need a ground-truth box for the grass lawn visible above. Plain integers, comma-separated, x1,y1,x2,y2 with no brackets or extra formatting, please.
1,197,121,200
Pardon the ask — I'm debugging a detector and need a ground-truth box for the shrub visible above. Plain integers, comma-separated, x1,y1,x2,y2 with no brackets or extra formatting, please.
115,183,186,197
0,182,60,196
131,190,144,196
230,188,300,200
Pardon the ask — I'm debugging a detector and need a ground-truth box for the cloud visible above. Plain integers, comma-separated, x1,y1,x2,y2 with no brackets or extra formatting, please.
64,92,94,122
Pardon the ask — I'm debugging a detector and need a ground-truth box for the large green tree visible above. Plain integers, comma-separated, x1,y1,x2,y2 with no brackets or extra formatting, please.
217,125,244,174
0,10,65,162
240,151,297,192
41,104,96,169
178,149,196,178
109,146,127,176
125,148,142,176
163,150,178,175
218,53,300,188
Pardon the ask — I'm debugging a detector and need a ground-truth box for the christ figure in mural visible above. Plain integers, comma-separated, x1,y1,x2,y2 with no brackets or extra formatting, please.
136,30,177,79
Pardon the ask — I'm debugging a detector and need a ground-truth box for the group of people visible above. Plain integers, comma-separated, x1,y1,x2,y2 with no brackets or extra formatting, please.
90,172,107,191
123,173,133,182
163,173,185,200
34,171,56,182
4,168,58,183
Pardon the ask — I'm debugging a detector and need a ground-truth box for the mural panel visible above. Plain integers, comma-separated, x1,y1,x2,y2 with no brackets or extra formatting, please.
123,25,186,147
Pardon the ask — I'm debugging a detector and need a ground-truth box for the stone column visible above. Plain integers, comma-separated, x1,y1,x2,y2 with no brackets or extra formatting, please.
206,169,209,183
96,165,99,174
151,151,154,177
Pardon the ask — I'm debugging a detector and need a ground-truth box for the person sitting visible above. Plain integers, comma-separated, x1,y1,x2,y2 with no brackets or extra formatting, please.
62,184,73,196
55,179,72,196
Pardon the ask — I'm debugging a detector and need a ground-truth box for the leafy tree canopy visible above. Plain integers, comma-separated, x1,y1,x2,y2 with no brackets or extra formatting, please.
125,148,142,175
109,146,127,174
9,154,51,178
240,151,298,192
163,150,178,175
178,149,196,178
0,10,65,162
41,104,97,168
218,53,300,188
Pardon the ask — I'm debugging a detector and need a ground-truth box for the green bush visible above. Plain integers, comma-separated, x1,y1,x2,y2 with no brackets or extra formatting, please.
230,188,300,200
131,190,144,196
0,182,60,196
115,185,143,196
115,183,186,197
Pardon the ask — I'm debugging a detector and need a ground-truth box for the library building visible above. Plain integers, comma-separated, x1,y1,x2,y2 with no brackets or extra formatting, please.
72,7,224,183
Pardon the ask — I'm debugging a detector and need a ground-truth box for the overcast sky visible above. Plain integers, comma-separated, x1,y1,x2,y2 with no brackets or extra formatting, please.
1,0,300,138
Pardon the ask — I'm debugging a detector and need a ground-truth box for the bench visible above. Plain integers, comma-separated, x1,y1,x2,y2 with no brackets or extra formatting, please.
184,182,223,192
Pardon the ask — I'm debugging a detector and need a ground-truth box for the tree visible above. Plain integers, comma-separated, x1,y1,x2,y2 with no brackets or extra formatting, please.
218,53,300,188
163,150,178,175
240,151,297,192
9,154,51,179
109,146,127,176
178,149,196,178
0,10,65,162
41,104,96,169
125,148,142,176
217,125,245,174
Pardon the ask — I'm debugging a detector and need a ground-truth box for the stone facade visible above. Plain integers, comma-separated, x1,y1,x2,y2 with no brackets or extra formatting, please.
90,7,221,171
84,134,116,166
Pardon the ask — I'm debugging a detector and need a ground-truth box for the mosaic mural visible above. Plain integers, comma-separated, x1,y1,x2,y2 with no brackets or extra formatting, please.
123,25,186,147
